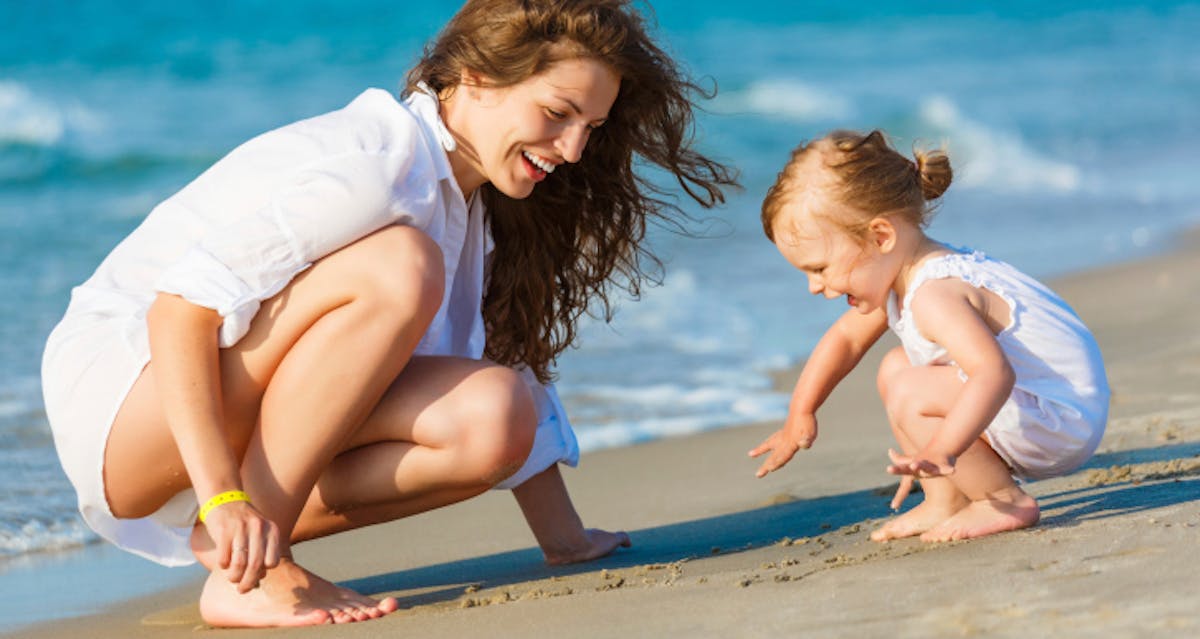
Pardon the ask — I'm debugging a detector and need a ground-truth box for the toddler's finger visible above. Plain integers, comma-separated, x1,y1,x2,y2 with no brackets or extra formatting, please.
890,475,914,510
748,436,778,458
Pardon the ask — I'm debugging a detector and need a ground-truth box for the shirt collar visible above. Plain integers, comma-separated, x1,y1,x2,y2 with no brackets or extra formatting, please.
405,83,470,200
408,82,457,152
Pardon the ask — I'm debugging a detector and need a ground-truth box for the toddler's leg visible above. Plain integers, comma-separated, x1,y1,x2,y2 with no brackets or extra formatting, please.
871,348,1039,542
919,437,1039,542
871,348,969,541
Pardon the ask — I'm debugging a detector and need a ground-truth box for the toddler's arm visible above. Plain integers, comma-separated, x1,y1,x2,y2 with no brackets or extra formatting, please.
750,308,888,477
886,279,1015,478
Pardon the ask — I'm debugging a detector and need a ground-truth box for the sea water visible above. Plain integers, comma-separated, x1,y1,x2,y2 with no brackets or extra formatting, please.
1,0,1197,630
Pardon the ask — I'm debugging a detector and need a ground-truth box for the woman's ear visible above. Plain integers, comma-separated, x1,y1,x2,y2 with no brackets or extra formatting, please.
867,217,898,254
459,68,486,99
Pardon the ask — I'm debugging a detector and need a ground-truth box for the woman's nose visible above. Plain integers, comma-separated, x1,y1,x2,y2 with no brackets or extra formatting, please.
555,125,589,164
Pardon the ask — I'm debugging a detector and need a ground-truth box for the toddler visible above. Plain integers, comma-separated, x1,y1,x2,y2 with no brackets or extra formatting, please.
749,130,1109,542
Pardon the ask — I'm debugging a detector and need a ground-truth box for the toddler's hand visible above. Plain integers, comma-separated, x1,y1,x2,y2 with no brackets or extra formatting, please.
885,448,955,479
748,413,817,478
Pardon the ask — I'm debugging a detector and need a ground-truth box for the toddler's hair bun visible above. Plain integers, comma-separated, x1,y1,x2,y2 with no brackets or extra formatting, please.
914,149,952,201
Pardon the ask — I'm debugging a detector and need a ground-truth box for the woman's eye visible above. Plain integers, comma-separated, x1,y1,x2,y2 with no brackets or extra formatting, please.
545,108,566,120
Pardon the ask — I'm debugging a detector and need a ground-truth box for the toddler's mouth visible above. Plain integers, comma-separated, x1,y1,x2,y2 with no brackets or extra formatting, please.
847,294,858,307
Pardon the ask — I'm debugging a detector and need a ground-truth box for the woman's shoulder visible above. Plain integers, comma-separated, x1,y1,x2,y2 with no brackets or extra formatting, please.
266,88,427,160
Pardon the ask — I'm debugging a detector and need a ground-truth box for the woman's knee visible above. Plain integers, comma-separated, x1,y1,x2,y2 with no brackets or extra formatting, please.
337,225,446,321
450,367,537,485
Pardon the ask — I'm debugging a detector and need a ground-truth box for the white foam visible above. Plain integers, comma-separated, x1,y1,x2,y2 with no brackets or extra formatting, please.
0,518,96,557
569,387,789,454
0,80,104,147
917,95,1081,193
714,78,853,122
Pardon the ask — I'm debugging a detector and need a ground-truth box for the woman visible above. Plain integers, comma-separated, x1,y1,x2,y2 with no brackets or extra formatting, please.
42,0,736,628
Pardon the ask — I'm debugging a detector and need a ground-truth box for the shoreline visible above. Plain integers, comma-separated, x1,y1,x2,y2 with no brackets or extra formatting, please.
11,232,1200,638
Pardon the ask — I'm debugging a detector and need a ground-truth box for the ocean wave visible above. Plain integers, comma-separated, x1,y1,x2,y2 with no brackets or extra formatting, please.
0,517,97,558
0,144,205,186
0,80,103,147
573,390,789,453
916,95,1082,193
712,78,854,122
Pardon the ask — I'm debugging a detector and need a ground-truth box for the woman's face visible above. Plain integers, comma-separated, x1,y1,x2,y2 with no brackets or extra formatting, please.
448,56,621,199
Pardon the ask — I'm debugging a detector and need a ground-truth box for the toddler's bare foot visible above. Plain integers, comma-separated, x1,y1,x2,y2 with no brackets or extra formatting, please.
920,491,1040,542
870,497,967,542
199,558,398,628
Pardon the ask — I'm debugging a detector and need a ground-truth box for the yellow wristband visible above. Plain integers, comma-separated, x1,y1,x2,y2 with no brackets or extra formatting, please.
197,490,251,524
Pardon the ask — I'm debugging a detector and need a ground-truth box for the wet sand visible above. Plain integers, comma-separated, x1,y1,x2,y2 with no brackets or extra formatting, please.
16,234,1200,638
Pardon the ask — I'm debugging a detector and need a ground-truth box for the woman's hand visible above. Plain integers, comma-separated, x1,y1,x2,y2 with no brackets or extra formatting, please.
542,528,632,566
203,500,282,593
748,412,817,478
512,465,632,566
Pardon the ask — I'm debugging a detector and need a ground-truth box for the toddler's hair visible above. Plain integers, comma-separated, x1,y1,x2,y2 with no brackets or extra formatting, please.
761,130,952,242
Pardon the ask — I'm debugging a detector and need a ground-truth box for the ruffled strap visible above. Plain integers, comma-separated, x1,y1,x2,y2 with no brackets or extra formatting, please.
902,248,994,310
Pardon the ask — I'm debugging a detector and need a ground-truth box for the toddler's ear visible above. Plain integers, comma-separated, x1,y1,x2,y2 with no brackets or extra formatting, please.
867,217,898,253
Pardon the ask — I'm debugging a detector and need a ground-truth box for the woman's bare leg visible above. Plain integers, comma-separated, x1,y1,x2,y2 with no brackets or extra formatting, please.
289,356,537,541
105,226,446,627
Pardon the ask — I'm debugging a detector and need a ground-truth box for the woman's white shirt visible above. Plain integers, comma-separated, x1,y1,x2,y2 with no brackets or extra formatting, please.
43,88,578,566
74,87,490,361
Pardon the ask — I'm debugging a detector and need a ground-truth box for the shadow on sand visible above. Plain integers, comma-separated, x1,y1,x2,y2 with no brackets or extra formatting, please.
344,442,1200,609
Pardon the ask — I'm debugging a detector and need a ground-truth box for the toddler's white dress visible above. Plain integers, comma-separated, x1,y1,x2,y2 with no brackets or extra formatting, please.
886,248,1109,478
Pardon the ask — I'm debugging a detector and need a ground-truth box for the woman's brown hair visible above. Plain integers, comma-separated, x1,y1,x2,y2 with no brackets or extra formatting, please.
407,0,738,382
761,129,952,242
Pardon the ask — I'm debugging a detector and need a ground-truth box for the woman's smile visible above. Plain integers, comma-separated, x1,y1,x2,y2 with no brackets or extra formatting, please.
521,150,557,182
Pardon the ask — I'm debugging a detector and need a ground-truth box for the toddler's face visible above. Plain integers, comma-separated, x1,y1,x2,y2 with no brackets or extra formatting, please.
771,205,894,315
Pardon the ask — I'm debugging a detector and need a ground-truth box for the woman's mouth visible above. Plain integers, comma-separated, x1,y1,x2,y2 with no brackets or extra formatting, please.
521,150,556,182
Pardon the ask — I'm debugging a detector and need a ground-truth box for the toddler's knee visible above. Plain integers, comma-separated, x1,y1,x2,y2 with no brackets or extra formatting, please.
882,370,929,429
876,346,910,402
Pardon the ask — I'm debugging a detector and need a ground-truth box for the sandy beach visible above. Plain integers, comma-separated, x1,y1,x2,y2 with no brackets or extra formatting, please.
14,234,1200,639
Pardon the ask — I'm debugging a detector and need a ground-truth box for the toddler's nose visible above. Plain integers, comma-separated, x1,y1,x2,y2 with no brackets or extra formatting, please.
806,274,823,296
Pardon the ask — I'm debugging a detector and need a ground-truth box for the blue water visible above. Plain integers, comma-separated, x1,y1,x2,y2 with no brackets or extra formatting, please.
2,0,1198,630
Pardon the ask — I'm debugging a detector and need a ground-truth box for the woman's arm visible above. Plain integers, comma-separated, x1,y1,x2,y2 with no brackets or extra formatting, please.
146,292,281,592
750,307,888,477
511,464,630,565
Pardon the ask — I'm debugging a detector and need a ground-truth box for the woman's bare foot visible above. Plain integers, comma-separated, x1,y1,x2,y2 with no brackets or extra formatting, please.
198,558,399,628
920,490,1040,542
870,497,968,542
